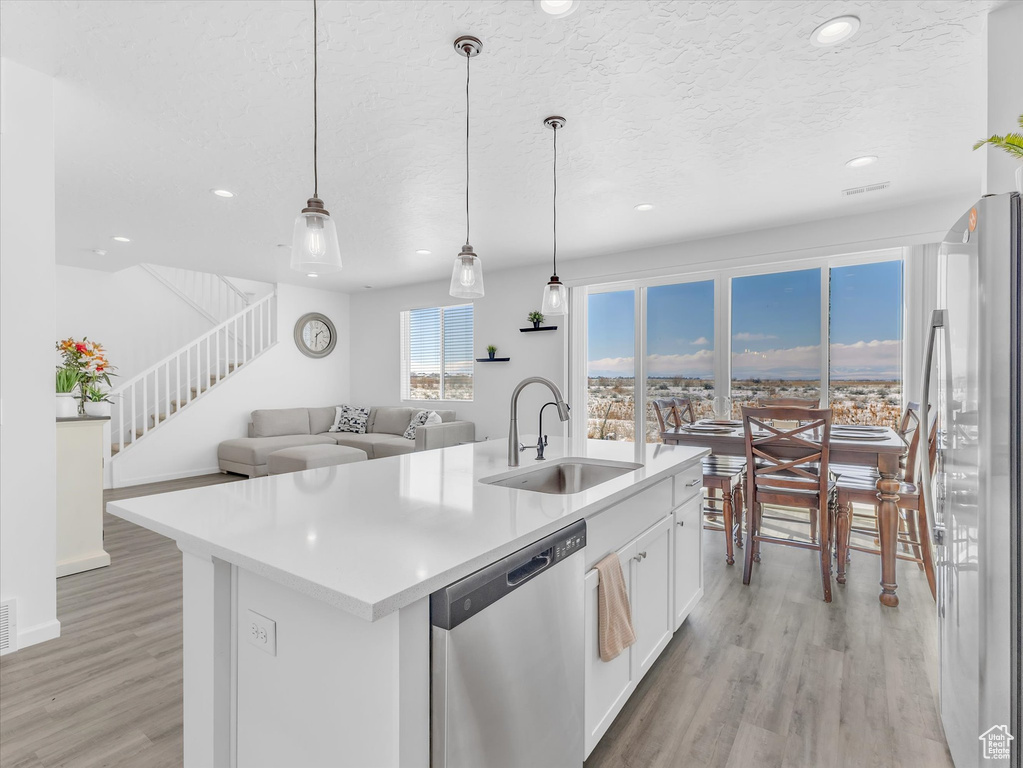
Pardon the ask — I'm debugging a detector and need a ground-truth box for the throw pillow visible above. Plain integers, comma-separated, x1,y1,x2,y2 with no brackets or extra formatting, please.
330,405,370,434
424,411,443,426
403,410,430,440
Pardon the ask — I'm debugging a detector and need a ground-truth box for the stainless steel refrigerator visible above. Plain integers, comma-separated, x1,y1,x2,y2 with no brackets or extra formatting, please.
920,191,1021,768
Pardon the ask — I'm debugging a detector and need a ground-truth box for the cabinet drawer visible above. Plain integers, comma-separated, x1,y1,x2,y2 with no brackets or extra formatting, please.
585,479,672,569
673,461,704,506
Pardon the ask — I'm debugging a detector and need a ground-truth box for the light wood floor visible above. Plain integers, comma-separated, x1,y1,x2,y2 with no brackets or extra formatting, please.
1,474,949,768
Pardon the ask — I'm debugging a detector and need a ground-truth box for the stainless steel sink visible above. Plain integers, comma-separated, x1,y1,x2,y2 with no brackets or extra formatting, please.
481,458,642,495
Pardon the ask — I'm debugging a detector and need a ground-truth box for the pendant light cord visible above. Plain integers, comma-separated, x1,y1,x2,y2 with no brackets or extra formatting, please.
313,0,319,199
553,124,558,275
464,49,470,246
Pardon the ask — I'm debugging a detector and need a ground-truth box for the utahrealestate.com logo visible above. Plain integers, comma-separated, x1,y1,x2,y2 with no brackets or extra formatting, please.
979,725,1014,760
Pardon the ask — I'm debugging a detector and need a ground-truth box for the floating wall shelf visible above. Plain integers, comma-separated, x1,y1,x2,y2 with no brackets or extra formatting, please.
476,357,511,363
520,326,558,333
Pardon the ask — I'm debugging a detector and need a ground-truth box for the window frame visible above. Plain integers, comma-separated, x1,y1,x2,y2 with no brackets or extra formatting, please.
400,302,475,403
572,248,906,449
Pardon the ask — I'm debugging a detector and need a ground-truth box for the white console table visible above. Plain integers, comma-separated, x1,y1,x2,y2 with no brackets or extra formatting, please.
56,416,111,577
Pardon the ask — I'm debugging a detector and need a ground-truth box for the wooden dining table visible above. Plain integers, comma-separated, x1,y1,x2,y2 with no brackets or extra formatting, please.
661,424,909,607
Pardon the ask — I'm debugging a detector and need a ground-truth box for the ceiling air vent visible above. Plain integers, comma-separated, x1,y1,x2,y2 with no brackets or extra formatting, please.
0,599,16,655
842,181,891,197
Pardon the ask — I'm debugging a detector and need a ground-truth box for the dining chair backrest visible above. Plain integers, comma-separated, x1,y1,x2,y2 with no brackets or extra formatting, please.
670,397,696,425
898,401,937,482
758,397,820,408
651,398,679,432
741,406,833,499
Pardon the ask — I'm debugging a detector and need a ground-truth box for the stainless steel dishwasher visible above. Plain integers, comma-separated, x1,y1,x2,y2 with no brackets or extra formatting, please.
431,519,586,768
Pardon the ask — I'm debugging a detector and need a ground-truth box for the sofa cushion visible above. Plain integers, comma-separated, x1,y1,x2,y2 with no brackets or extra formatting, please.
308,406,338,435
373,437,418,458
433,410,456,423
369,406,414,436
403,410,430,439
331,432,410,459
251,408,310,437
219,434,333,466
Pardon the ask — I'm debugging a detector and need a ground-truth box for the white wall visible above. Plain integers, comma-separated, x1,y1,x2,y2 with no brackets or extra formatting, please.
0,58,60,652
111,283,351,487
350,264,568,443
984,1,1023,195
349,194,972,445
56,264,213,382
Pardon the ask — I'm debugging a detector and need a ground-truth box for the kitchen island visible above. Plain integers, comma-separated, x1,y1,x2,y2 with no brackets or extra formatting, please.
109,437,708,768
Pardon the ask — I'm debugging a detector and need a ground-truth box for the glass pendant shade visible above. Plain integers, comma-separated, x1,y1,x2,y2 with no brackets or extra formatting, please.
291,199,341,275
541,275,568,315
449,245,484,299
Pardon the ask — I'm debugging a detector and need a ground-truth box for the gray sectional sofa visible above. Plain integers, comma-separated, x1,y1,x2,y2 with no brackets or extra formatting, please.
218,406,475,477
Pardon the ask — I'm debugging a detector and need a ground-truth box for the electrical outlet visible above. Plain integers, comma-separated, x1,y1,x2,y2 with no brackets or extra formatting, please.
245,609,277,656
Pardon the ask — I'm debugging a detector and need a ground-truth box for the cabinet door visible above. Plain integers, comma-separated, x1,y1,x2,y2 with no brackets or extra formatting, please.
584,540,636,758
632,515,674,679
673,493,704,631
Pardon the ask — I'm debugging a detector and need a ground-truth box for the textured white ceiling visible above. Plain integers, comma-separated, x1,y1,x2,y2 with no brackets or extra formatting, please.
0,0,999,291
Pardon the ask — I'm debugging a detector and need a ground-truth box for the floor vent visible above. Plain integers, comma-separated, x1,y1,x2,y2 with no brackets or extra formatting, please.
842,181,891,197
0,598,16,655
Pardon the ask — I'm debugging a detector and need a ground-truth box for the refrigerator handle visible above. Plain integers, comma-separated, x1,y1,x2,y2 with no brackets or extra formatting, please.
919,308,947,548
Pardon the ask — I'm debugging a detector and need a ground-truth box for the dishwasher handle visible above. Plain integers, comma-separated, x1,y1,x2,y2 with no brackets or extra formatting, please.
507,550,552,586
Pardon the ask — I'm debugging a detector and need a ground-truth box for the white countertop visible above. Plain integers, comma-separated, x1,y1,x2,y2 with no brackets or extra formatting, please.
108,437,708,621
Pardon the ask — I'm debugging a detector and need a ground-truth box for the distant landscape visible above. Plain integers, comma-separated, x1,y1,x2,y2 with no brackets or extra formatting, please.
587,376,902,442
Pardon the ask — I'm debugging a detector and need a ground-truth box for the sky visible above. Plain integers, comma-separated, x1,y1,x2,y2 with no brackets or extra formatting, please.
588,260,903,380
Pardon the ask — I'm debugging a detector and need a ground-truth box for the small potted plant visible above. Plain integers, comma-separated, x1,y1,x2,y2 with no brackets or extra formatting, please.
83,385,113,418
56,368,81,418
57,336,116,415
973,113,1023,193
528,310,545,329
486,344,498,360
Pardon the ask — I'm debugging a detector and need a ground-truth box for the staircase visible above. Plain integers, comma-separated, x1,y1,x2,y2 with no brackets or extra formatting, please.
141,263,252,323
109,291,277,457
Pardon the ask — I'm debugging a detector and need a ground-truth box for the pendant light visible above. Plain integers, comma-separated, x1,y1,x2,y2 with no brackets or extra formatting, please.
291,0,342,275
540,116,568,315
449,36,484,299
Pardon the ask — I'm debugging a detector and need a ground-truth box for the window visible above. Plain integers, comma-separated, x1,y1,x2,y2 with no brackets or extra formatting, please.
829,260,903,427
400,304,473,401
587,290,635,441
730,268,822,416
645,280,715,441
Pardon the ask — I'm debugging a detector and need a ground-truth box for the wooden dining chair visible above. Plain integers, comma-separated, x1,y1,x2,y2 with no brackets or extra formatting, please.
758,397,820,408
834,407,937,599
654,397,745,565
741,406,836,602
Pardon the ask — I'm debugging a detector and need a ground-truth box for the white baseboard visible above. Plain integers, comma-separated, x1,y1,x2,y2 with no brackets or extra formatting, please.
5,618,61,655
112,465,222,489
56,551,111,578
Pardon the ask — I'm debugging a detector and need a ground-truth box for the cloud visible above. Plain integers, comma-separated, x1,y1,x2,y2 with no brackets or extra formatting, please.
590,340,901,380
691,336,710,346
733,332,777,342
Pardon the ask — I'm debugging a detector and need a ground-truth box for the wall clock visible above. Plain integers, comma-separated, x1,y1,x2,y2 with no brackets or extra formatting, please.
294,312,337,358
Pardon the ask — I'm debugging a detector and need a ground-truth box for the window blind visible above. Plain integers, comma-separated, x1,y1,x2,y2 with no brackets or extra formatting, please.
401,304,474,401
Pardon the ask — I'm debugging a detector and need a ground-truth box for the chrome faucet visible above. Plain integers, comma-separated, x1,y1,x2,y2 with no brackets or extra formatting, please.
508,377,570,466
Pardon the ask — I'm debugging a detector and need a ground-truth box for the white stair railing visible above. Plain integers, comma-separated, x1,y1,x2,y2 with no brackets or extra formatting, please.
141,264,251,324
110,292,277,457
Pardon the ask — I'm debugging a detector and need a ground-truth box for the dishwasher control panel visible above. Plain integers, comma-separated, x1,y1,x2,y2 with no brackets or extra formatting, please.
431,519,586,631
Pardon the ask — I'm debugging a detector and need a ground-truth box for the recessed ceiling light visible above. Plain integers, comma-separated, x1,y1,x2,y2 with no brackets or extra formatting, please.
211,189,234,198
845,155,878,168
111,236,131,242
536,0,578,17
92,249,107,256
415,249,432,256
634,203,654,212
810,15,860,47
306,273,318,278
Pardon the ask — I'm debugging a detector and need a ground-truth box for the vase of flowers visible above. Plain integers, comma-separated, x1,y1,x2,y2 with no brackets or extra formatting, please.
973,114,1023,193
55,368,80,418
528,310,545,329
57,337,116,415
83,385,112,417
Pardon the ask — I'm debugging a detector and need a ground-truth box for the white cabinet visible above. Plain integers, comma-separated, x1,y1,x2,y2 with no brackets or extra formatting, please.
672,493,703,631
56,419,110,577
632,515,674,678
